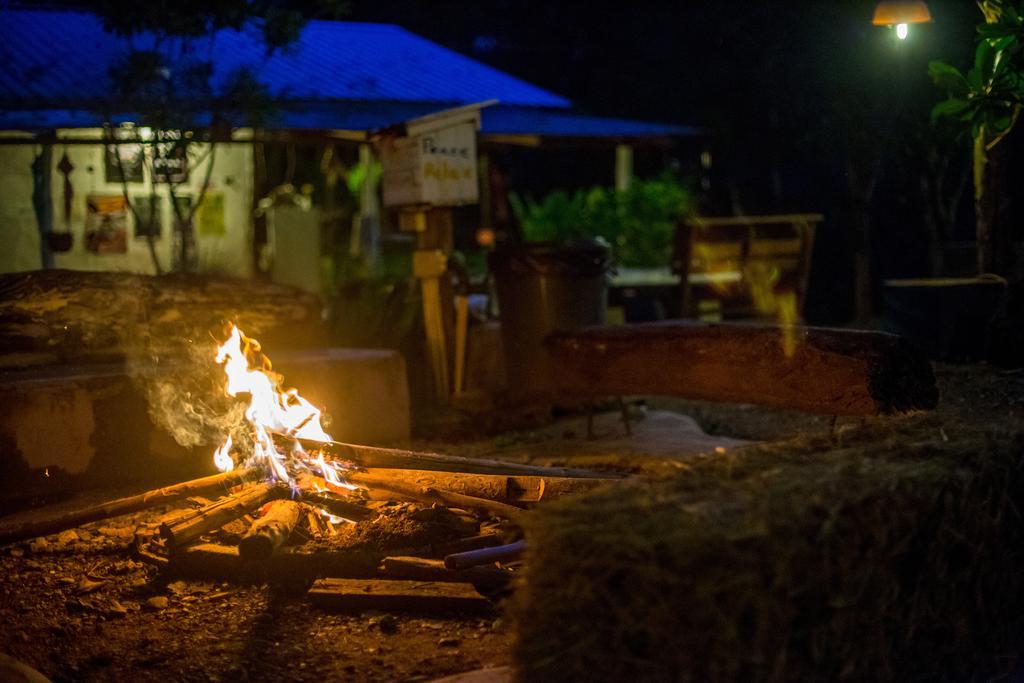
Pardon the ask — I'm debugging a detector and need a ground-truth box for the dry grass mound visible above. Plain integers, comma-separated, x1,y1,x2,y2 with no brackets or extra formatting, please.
511,418,1024,682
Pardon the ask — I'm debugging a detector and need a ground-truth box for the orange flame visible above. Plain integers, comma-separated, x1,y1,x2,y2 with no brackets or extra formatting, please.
210,323,354,492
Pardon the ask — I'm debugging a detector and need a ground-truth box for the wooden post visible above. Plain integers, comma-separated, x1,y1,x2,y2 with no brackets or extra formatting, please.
409,207,455,402
615,144,633,192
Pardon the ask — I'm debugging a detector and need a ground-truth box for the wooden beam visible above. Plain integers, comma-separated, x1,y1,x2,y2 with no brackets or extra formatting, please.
546,321,938,416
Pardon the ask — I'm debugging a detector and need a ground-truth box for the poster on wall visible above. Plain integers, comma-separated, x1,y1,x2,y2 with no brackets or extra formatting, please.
197,192,225,236
104,144,144,183
131,195,162,238
153,131,189,183
85,195,129,253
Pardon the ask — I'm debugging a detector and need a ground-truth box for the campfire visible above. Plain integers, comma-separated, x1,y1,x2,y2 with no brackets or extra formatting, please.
0,323,615,613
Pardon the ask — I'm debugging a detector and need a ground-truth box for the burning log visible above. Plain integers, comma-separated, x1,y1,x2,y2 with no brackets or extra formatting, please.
547,321,939,416
308,578,494,614
160,482,277,549
238,499,302,561
292,437,610,478
0,469,255,547
299,492,375,522
445,540,526,570
345,468,616,506
381,555,512,592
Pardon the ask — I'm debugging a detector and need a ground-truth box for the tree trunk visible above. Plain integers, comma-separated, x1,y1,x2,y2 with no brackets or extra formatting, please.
546,321,938,416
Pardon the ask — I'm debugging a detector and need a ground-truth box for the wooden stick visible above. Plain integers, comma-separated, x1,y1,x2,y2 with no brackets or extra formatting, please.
289,436,612,479
0,468,256,546
436,533,505,556
445,540,526,570
345,468,615,505
424,487,524,521
308,578,493,614
161,483,276,549
238,499,302,561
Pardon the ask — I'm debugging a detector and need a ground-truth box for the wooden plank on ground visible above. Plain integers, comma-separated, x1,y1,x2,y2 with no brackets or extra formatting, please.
308,578,493,614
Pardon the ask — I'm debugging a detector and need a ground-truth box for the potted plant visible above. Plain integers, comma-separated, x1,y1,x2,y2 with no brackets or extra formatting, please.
883,2,1020,361
489,176,691,401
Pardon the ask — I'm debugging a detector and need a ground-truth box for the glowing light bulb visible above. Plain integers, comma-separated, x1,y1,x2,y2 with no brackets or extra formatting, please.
896,23,909,40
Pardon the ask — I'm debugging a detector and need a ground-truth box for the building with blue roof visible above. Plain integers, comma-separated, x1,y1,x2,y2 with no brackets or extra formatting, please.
0,6,699,279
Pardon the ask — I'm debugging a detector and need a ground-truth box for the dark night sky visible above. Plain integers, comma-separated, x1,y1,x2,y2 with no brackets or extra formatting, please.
346,1,984,321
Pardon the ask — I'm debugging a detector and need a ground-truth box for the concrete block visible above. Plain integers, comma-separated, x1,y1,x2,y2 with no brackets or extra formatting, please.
0,348,410,497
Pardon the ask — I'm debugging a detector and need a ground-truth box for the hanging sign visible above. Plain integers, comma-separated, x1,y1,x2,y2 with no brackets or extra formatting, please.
378,101,494,208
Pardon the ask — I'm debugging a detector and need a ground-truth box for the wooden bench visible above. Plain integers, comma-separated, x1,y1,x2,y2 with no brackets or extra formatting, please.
673,214,821,321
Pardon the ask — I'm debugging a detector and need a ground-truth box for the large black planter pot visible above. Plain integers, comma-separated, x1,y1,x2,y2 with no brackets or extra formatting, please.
490,238,612,402
883,276,1008,362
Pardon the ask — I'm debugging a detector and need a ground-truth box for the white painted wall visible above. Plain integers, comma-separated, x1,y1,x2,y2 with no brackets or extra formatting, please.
0,130,253,276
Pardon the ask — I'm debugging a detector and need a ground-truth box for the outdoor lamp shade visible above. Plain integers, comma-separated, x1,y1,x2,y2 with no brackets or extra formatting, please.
872,0,932,25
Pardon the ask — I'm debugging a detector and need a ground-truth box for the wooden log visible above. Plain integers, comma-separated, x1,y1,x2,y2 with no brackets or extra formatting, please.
299,491,375,522
381,556,512,591
445,540,526,570
308,578,493,614
424,487,524,521
161,483,277,549
0,468,256,546
167,542,380,583
0,269,324,367
546,321,939,416
292,437,611,479
345,468,615,505
238,499,302,561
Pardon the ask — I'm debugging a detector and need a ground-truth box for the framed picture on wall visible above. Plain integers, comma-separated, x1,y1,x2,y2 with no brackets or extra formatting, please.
104,144,144,183
85,195,129,254
132,195,162,239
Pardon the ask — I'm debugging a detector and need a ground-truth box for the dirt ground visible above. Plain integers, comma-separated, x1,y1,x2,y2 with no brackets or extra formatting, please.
0,363,1021,682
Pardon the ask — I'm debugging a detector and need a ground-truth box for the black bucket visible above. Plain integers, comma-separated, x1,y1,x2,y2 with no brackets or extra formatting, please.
489,238,612,402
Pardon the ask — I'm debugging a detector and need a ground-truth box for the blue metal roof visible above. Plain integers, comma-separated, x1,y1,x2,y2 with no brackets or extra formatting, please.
0,104,698,140
0,8,569,108
0,8,699,140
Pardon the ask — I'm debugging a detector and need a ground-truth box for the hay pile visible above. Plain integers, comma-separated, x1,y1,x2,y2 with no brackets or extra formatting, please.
511,418,1024,682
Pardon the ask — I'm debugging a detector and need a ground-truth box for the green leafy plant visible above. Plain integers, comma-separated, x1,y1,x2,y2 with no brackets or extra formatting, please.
509,175,693,268
929,0,1024,275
